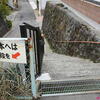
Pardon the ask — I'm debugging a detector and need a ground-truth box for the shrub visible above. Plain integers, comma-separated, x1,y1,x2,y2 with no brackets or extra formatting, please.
6,19,12,29
0,0,11,19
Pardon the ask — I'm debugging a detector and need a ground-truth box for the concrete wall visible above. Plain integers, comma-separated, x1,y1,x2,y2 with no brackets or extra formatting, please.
42,2,100,63
62,0,100,24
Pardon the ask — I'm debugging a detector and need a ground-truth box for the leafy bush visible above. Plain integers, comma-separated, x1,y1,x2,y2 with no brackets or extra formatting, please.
6,20,12,29
0,0,11,19
0,0,12,30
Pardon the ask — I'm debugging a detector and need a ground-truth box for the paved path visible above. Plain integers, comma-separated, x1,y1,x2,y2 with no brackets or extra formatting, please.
4,0,37,37
42,39,100,81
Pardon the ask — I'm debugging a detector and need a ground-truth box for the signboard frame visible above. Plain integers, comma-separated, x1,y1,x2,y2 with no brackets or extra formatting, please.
0,38,27,64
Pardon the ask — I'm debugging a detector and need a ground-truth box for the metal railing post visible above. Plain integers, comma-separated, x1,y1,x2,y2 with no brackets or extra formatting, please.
20,25,27,38
29,38,37,98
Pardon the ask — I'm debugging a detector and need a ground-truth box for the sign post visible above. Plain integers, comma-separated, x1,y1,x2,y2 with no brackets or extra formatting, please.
29,38,37,98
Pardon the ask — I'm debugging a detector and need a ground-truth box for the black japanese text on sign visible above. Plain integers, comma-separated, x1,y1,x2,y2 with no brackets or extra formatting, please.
0,39,27,64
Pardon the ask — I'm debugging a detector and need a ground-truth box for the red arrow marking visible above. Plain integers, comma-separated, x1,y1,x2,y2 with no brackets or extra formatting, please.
12,52,20,59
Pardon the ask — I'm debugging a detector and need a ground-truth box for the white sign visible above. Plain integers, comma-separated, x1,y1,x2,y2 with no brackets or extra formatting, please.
0,38,27,64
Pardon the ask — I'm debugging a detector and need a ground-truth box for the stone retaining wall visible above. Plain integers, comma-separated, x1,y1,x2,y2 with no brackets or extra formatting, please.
42,2,100,63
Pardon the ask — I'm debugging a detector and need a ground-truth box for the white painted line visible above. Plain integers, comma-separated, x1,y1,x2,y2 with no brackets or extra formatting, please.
0,38,27,40
28,0,37,10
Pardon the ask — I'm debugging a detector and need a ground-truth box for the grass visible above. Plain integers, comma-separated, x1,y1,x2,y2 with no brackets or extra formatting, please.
0,63,32,100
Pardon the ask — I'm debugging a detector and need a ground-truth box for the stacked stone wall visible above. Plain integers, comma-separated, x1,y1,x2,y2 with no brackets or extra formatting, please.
42,2,100,62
